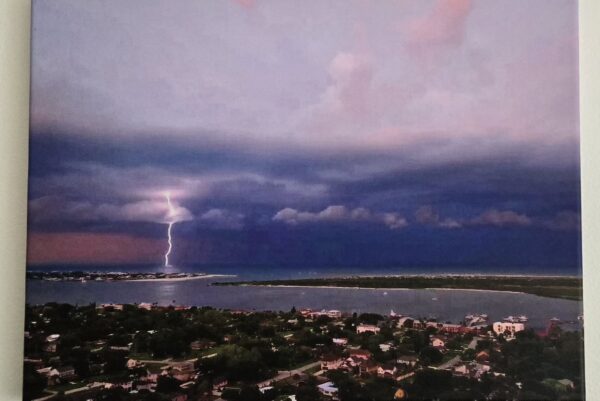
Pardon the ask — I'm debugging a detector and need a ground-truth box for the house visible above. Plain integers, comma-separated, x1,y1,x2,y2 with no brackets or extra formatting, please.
377,364,397,378
471,363,491,378
180,381,195,390
162,361,197,382
36,367,54,386
357,324,380,334
396,355,418,367
305,309,343,319
475,351,490,363
134,380,155,391
379,342,394,352
454,362,491,378
439,323,465,334
359,359,379,376
317,381,339,398
43,334,60,353
259,386,274,394
558,379,575,390
454,364,469,376
127,359,141,369
24,358,44,369
492,322,525,339
299,308,314,317
145,371,159,383
212,377,228,391
430,337,446,349
348,349,372,360
99,303,124,311
396,317,414,328
138,302,153,310
333,338,348,346
412,320,426,329
345,356,362,368
321,355,344,370
51,365,77,381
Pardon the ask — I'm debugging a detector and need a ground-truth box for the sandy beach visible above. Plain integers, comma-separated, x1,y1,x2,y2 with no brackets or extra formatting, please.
236,283,525,295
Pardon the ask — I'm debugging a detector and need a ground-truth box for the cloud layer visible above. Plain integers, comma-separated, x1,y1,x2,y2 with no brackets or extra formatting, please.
26,0,581,269
273,205,408,230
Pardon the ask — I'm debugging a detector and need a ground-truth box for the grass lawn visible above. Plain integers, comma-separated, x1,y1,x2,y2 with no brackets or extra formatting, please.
48,381,87,393
304,365,322,375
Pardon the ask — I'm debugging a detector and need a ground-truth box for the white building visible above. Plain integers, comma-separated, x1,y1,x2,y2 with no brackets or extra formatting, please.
138,302,153,310
356,324,380,334
333,338,348,346
318,381,339,398
493,322,525,339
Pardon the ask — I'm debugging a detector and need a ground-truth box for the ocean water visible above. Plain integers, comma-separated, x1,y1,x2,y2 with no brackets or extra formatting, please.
25,264,583,330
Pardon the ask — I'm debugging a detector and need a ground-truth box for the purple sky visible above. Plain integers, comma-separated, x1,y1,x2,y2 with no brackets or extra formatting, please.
28,0,581,269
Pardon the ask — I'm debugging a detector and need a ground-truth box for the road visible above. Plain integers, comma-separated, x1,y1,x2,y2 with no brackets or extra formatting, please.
436,336,480,370
257,361,321,387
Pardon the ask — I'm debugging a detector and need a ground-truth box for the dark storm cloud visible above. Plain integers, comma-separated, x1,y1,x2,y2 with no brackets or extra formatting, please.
27,0,580,268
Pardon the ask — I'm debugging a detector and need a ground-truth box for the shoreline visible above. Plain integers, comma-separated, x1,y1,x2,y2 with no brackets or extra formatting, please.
116,274,237,282
234,283,526,295
214,275,582,301
27,273,237,283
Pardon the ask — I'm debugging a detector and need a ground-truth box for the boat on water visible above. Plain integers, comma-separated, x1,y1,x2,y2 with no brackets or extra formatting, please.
465,313,488,320
390,310,403,318
503,315,528,323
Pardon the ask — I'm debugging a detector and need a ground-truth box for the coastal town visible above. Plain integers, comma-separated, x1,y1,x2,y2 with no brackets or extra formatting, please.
24,303,583,401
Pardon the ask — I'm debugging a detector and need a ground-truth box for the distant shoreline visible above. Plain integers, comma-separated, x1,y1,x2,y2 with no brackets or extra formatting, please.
26,271,237,283
213,275,583,301
236,283,526,295
125,274,236,282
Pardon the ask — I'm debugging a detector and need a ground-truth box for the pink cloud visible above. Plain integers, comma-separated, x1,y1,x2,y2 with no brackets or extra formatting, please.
326,52,373,117
406,0,473,50
470,209,532,227
233,0,256,9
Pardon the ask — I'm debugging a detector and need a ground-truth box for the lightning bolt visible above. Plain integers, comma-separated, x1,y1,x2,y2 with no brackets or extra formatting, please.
164,193,175,267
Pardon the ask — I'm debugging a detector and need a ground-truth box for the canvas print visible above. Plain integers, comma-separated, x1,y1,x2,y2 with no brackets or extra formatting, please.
24,1,584,400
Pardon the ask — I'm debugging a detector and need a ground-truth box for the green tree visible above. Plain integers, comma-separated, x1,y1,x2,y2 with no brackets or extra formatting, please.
23,364,46,401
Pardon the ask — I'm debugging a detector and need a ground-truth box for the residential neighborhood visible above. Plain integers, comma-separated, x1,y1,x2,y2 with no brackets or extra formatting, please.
24,303,583,400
